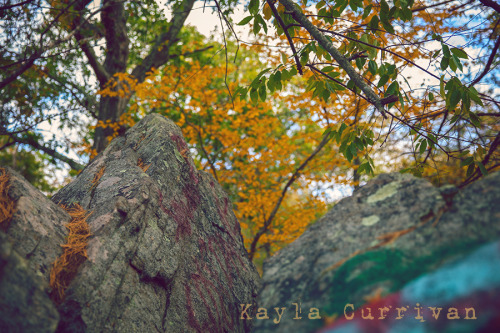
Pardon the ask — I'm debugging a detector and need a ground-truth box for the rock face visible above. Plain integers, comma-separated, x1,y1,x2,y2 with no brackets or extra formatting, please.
320,238,500,333
0,232,59,333
0,167,67,332
254,172,500,333
1,114,260,332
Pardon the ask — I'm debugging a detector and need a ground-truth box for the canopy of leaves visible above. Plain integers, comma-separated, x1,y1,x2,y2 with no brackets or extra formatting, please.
1,0,499,264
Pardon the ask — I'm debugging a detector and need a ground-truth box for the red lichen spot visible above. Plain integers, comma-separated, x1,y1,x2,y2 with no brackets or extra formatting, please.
158,188,197,241
187,247,235,331
49,204,92,303
185,284,202,332
170,134,199,184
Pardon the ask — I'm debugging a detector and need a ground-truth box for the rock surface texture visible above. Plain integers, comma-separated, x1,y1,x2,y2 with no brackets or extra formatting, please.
1,114,260,332
254,172,500,333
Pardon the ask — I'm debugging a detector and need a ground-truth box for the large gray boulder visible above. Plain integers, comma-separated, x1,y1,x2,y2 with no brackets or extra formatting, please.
1,113,260,332
0,166,67,332
0,232,59,332
254,172,500,333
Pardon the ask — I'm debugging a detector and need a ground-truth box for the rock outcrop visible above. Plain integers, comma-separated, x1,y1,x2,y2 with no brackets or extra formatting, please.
0,232,59,333
1,114,260,332
254,172,500,333
320,238,500,333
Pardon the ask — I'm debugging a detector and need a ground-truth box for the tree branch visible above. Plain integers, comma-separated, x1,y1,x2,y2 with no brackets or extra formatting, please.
479,0,500,13
0,1,103,91
169,45,214,59
0,0,35,11
131,0,197,83
470,33,500,86
9,135,85,170
461,131,500,187
248,130,332,259
278,0,387,118
266,0,303,75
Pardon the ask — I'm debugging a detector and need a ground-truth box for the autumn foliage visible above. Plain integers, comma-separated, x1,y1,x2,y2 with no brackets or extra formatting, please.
2,0,499,265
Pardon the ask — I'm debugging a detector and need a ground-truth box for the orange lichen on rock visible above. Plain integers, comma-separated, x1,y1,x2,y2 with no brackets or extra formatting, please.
90,165,105,191
0,168,15,231
137,158,150,172
50,204,92,303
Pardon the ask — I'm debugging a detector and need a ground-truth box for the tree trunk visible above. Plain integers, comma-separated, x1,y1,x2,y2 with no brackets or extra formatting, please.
92,0,129,154
89,0,197,154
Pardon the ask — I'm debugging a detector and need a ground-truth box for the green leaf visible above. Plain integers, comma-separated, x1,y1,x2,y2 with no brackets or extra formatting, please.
253,19,261,35
281,52,288,65
355,57,366,70
450,114,460,124
368,60,378,75
401,7,412,21
281,69,290,81
237,16,253,26
440,56,449,71
258,84,267,102
274,71,282,90
476,161,488,176
267,74,275,92
358,163,366,174
312,81,324,99
369,15,379,31
250,87,258,104
451,55,463,72
419,139,427,154
466,163,475,177
381,0,389,15
322,66,337,73
322,89,331,102
427,138,435,149
468,87,484,106
248,0,259,15
460,156,474,167
345,147,353,162
355,137,364,150
451,48,468,59
386,81,399,96
429,92,434,101
442,43,450,58
448,88,461,110
386,64,396,76
469,112,481,127
316,0,326,9
381,20,395,34
255,14,268,34
362,5,373,19
448,55,457,72
377,74,390,87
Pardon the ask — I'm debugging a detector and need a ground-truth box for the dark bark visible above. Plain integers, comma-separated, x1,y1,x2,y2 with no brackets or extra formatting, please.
91,0,130,153
91,0,198,154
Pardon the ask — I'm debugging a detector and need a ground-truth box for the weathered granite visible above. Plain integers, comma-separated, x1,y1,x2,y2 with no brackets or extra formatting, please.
254,172,500,332
0,232,59,332
1,114,260,332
